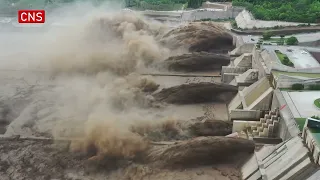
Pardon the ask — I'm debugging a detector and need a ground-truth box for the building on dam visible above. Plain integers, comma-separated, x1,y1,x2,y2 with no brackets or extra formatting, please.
224,30,320,179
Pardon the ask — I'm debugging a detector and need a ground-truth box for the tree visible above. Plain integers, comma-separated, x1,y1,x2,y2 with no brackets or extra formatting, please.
283,57,289,64
286,36,299,45
309,84,320,90
231,21,238,29
262,31,272,40
232,0,320,23
187,0,202,8
292,83,304,90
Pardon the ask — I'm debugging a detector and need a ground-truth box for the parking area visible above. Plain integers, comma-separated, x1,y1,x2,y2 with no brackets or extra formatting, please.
265,46,320,69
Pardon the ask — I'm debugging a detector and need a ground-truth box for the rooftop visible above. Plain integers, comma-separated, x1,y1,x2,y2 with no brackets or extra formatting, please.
264,46,320,69
281,91,320,118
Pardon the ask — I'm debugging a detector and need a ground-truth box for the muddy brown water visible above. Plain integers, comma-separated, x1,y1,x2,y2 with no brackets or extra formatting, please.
0,122,6,134
0,29,240,180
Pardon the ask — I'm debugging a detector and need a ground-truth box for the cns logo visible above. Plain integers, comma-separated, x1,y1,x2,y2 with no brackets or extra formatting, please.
18,10,45,23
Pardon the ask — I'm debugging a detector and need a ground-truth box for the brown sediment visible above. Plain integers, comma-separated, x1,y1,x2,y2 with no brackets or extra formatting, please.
161,22,235,53
0,7,247,180
189,119,233,136
144,136,255,168
154,82,238,104
0,137,247,180
162,52,230,72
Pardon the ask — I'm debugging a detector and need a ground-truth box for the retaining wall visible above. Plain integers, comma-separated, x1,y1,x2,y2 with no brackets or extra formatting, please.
272,89,300,140
230,109,261,120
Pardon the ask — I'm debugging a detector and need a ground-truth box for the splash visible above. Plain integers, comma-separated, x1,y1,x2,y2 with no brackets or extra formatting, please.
1,2,234,162
45,11,176,76
69,117,149,159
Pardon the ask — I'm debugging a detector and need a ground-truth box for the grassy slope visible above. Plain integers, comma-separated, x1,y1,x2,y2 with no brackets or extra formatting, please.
314,98,320,108
295,118,306,131
272,71,320,79
274,50,294,67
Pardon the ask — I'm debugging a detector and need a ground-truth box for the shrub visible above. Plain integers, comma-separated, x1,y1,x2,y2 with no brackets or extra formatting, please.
291,83,304,90
314,99,320,109
277,41,284,45
286,36,299,45
274,25,280,29
309,84,320,90
283,57,289,64
282,57,293,66
287,61,294,66
231,21,238,29
262,31,273,40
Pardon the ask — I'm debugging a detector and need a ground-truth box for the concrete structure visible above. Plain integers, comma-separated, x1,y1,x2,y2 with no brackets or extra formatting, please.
237,33,320,48
226,45,320,90
141,7,243,22
271,89,301,139
181,7,243,22
263,46,320,69
303,119,320,166
232,53,253,67
230,43,254,54
222,51,254,84
229,19,320,180
242,136,317,180
230,69,258,87
306,170,320,180
221,66,251,84
235,10,312,30
233,108,280,138
271,71,320,89
230,109,262,121
202,1,231,10
229,77,273,113
281,91,320,118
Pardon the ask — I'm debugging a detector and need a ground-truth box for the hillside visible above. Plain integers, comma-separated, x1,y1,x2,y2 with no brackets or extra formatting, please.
233,0,320,23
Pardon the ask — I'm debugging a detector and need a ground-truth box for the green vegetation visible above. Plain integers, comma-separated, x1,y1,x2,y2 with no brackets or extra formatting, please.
286,36,299,45
272,71,320,79
196,18,234,22
280,84,320,91
231,20,238,29
0,0,206,12
309,84,320,90
314,98,320,108
258,33,288,45
3,0,319,21
291,83,304,90
275,50,294,67
295,118,306,131
105,0,197,10
233,0,320,23
262,31,272,40
132,0,186,10
310,128,320,134
269,38,284,45
312,115,320,120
